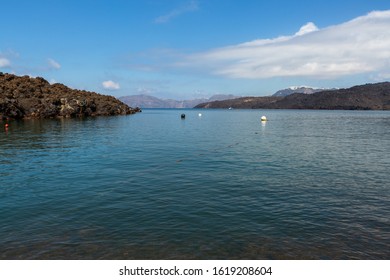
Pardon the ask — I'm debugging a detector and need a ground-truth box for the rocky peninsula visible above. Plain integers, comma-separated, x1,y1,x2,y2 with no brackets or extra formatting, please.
0,73,140,119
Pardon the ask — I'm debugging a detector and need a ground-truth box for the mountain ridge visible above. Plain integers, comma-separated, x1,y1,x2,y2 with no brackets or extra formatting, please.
272,86,333,97
195,82,390,110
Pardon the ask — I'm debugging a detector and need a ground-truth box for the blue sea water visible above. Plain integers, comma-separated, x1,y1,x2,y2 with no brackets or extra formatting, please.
1,109,389,259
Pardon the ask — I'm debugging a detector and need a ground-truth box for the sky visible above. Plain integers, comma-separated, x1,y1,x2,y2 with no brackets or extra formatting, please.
1,0,390,99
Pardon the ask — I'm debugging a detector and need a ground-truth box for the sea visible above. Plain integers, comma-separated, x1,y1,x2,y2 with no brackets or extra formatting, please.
1,109,389,259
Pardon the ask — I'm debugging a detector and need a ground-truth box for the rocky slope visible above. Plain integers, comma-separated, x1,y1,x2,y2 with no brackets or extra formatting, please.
0,73,140,119
195,82,390,110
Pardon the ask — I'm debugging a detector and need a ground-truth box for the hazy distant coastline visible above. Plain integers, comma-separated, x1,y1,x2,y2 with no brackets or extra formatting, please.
119,94,238,109
2,73,389,119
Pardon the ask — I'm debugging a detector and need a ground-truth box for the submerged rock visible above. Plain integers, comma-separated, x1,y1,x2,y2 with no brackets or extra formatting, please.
0,72,141,119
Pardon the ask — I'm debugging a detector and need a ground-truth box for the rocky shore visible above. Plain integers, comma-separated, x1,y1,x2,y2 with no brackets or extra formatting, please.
0,73,140,119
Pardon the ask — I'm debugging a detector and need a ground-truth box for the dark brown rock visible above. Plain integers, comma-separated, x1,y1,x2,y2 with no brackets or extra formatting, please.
0,72,141,119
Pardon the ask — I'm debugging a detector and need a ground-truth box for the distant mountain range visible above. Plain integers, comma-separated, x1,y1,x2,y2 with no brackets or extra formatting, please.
119,94,238,108
119,87,334,108
195,82,390,110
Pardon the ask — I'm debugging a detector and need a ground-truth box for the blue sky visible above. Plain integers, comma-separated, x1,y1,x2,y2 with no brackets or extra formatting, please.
1,0,390,99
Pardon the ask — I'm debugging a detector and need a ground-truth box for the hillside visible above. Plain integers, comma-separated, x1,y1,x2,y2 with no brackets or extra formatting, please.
195,82,390,110
195,96,283,109
0,73,140,119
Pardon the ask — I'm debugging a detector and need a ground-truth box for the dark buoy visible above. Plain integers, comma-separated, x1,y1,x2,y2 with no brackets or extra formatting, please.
181,113,186,119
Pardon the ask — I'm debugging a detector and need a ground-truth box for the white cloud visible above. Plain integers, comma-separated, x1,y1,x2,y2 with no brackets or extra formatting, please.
48,58,61,69
155,0,199,23
0,57,11,68
295,22,319,36
178,10,390,80
102,80,120,90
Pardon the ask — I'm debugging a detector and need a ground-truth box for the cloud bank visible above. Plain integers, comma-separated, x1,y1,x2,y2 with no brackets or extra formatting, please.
155,0,199,23
180,10,390,80
102,80,120,90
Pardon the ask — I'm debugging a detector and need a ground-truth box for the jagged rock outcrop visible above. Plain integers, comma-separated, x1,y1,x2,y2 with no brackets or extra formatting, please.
0,73,140,119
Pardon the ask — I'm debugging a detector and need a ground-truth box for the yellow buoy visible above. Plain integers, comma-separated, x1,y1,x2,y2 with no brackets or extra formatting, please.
261,116,267,122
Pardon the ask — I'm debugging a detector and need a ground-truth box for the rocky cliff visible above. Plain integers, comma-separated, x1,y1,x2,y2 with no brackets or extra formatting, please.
0,73,140,119
195,82,390,110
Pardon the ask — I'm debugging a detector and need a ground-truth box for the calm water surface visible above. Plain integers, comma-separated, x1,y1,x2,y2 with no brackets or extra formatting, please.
1,109,389,259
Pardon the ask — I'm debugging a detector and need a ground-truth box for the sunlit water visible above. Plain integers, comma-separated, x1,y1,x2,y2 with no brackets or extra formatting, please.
1,109,389,259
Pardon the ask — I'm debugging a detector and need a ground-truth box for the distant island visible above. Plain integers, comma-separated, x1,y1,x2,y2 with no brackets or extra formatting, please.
119,94,239,109
0,73,140,119
195,82,390,110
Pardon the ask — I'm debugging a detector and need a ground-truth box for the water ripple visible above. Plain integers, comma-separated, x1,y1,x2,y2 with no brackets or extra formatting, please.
1,110,389,259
